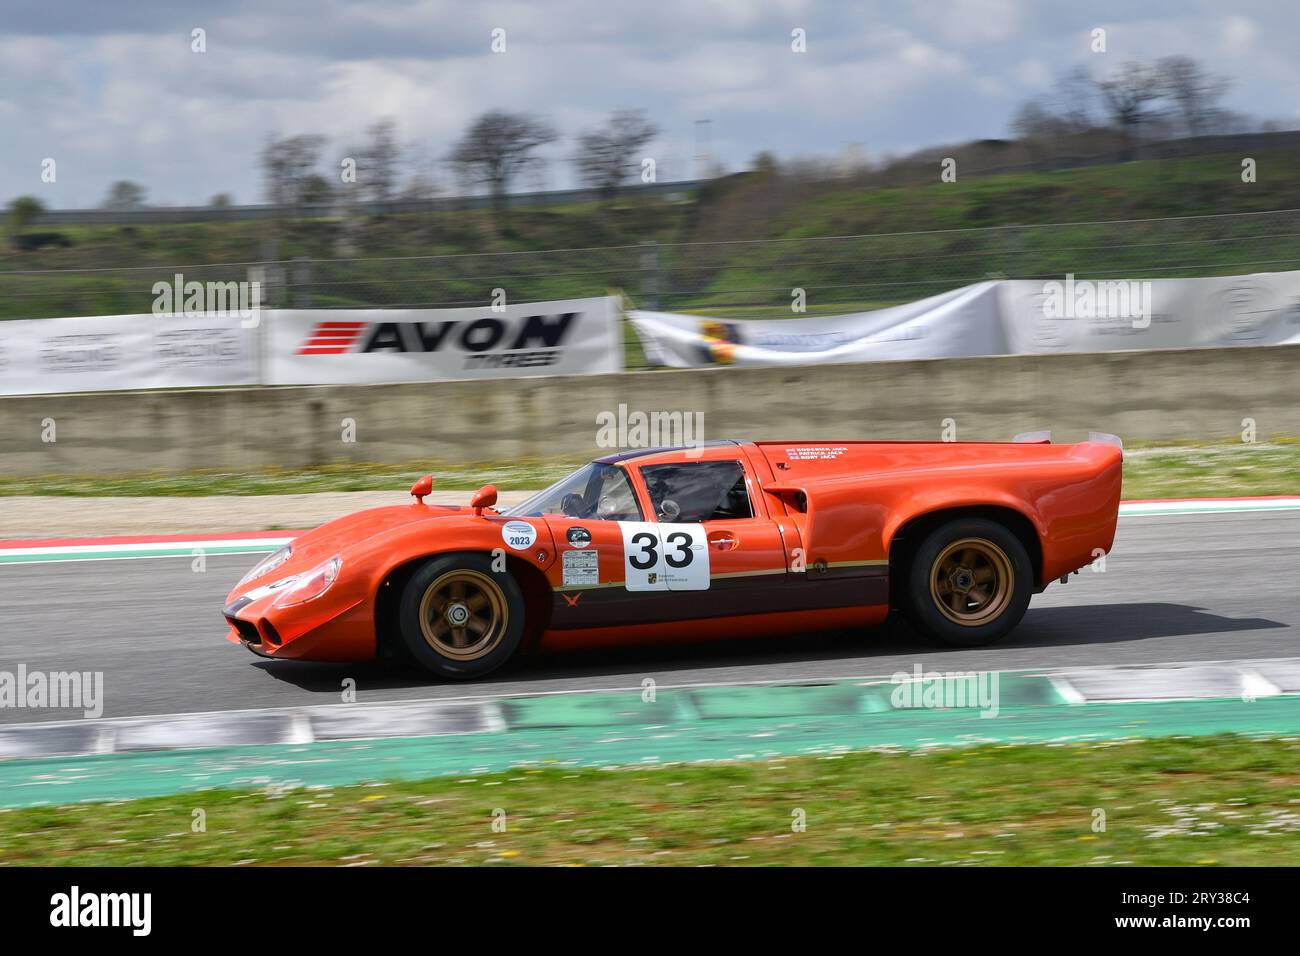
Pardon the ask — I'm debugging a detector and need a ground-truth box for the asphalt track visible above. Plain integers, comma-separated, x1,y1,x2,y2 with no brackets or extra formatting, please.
0,511,1296,725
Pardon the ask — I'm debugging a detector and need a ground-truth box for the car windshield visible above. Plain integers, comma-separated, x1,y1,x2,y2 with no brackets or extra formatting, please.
504,462,642,521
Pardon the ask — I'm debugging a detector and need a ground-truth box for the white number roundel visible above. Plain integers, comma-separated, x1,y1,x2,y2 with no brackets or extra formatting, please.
619,521,709,591
501,520,537,551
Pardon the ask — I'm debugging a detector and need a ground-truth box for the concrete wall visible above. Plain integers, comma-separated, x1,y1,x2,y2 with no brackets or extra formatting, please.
1,344,1296,477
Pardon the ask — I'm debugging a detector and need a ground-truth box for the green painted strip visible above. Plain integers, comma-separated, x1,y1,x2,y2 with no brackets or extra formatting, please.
682,675,1067,719
3,693,1297,808
500,693,693,728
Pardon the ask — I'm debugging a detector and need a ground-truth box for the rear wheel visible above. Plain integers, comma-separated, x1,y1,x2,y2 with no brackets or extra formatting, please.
398,553,526,679
903,518,1032,647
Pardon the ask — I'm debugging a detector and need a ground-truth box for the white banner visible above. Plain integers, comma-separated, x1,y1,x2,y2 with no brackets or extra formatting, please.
628,283,1007,367
630,272,1300,367
999,271,1300,353
266,297,621,385
0,312,259,396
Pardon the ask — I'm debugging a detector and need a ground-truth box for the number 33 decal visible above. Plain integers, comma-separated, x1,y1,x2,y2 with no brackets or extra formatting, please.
620,522,709,591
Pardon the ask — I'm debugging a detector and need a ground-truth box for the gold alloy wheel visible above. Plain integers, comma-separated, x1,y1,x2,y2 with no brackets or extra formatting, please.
417,569,509,661
928,537,1014,627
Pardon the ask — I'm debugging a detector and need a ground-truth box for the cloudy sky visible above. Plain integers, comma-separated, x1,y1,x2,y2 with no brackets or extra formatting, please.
4,0,1298,207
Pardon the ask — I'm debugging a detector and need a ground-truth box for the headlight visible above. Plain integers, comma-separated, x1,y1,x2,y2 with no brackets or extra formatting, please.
238,545,292,588
273,556,341,608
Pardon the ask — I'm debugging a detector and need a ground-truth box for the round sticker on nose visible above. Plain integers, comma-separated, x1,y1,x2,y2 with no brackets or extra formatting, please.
501,520,538,551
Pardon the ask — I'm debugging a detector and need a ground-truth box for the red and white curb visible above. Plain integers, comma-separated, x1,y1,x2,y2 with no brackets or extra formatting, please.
0,530,296,565
1120,495,1300,517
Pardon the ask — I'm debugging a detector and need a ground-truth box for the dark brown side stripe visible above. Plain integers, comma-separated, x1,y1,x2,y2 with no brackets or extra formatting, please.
549,568,887,630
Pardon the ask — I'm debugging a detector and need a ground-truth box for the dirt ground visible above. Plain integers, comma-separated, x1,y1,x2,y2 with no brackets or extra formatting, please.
1,490,536,539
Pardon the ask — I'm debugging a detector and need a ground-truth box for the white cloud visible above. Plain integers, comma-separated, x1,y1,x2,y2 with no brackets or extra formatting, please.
1221,16,1258,55
2,0,1298,206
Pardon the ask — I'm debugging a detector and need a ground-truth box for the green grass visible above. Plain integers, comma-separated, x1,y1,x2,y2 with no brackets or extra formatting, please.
2,736,1297,866
1121,440,1300,498
0,441,1295,500
663,148,1300,314
0,457,584,497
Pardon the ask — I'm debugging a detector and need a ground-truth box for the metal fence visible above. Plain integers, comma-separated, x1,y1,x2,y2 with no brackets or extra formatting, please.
29,179,706,226
4,208,1300,364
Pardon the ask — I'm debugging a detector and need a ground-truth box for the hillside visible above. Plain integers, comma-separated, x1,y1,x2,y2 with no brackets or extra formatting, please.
4,146,1299,322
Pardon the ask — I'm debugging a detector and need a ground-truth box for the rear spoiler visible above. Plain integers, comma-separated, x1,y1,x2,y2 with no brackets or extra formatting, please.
1013,430,1123,459
1012,430,1052,444
1087,431,1124,460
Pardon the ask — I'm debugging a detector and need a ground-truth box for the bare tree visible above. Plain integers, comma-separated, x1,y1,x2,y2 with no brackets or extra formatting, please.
1158,55,1230,137
359,118,401,202
572,109,659,197
261,134,328,206
299,174,335,205
102,180,148,210
1010,65,1101,158
449,110,557,229
1052,65,1100,133
1096,61,1165,154
1011,100,1069,141
7,196,45,234
400,169,440,201
751,151,780,177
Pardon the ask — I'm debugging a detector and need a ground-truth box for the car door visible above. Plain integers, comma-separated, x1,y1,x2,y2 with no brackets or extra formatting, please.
631,457,793,616
534,462,666,630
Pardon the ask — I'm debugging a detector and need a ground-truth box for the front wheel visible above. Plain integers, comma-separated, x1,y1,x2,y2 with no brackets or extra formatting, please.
398,554,526,679
903,518,1032,647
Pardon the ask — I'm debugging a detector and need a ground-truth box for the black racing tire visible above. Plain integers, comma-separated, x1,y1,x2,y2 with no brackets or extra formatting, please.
903,518,1032,647
397,552,526,679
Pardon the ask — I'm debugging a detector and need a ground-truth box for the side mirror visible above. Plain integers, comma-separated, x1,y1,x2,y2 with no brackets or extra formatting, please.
410,474,433,505
471,484,498,516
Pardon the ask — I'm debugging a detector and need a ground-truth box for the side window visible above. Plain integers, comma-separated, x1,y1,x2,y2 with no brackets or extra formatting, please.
640,460,753,523
591,466,642,521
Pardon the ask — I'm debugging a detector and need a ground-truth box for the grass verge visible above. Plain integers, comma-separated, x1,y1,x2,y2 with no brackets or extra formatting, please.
0,441,1297,500
0,457,582,497
2,736,1297,865
1120,441,1300,498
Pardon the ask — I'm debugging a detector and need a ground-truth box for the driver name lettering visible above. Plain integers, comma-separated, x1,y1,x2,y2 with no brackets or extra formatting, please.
785,445,846,460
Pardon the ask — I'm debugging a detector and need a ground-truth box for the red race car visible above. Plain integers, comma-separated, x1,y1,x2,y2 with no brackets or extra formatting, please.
224,436,1122,679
